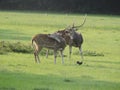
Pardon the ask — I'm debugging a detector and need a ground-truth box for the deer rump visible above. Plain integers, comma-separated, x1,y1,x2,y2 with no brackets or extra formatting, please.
32,34,66,50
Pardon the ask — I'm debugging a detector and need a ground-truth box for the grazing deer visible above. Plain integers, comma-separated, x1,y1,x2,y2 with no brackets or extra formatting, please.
32,33,67,64
46,14,87,62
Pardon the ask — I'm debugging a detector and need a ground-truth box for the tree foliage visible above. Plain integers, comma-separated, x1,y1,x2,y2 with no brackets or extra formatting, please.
0,0,119,14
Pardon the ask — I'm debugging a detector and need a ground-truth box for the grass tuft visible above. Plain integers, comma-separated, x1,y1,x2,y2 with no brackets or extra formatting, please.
73,50,104,56
83,50,104,56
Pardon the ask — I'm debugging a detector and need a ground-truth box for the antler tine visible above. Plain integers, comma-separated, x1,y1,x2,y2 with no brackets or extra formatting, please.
74,14,87,29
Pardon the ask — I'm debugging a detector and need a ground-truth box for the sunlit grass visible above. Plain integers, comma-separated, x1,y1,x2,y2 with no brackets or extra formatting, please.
0,11,120,90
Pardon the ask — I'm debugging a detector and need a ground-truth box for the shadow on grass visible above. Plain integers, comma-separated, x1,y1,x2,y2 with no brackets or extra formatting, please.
84,60,120,71
0,71,120,90
0,29,30,41
86,60,120,65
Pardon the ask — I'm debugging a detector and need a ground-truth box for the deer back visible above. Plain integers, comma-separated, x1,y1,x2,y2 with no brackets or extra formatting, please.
32,34,66,50
56,30,71,45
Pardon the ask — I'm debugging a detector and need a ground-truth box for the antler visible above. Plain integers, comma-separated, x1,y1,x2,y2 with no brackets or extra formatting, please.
73,14,87,29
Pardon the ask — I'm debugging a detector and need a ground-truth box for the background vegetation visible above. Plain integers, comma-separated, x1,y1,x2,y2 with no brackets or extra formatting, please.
0,0,120,14
0,11,120,90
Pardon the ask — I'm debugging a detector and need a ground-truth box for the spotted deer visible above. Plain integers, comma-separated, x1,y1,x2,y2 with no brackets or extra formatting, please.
46,14,87,63
32,33,67,64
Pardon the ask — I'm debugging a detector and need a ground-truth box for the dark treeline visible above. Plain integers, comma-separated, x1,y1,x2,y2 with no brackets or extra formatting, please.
0,0,120,14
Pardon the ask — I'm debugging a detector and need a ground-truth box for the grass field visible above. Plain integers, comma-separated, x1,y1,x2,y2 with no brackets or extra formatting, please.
0,11,120,90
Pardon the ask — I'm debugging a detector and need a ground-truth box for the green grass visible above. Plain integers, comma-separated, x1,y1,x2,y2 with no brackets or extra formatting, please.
0,11,120,90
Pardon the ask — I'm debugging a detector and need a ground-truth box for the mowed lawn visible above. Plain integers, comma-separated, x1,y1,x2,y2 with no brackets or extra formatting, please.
0,11,120,90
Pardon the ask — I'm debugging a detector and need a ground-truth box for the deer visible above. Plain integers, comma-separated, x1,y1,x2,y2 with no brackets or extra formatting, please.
65,25,84,64
46,14,87,64
32,32,69,64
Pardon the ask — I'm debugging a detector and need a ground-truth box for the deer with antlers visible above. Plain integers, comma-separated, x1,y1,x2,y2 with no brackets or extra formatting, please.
46,14,87,64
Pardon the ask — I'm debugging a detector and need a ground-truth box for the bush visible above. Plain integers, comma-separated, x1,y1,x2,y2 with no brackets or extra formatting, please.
0,41,12,54
0,41,54,55
9,42,33,53
0,41,33,54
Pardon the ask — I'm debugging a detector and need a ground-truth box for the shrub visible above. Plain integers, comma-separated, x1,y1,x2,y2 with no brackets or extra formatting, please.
0,41,54,55
0,41,33,54
9,42,33,53
0,41,11,54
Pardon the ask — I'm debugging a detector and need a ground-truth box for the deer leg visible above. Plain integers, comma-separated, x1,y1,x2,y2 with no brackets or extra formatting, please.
37,47,42,63
69,46,72,60
46,49,49,58
60,50,64,64
34,51,38,63
34,46,42,63
79,46,84,61
54,50,57,64
36,53,40,63
32,41,41,63
33,41,38,63
34,50,40,63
